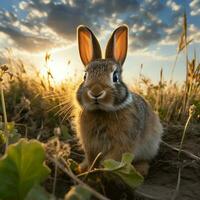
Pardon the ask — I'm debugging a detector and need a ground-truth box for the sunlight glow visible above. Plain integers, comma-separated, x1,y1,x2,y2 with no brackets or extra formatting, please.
39,56,75,84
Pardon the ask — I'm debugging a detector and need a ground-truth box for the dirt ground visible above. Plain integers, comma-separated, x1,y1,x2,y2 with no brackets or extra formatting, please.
136,123,200,200
46,123,200,200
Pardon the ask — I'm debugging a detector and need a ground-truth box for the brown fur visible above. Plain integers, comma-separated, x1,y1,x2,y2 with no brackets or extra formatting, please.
74,92,162,174
74,25,163,175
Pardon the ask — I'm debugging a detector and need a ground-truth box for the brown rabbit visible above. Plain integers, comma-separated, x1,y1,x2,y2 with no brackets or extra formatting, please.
74,25,163,175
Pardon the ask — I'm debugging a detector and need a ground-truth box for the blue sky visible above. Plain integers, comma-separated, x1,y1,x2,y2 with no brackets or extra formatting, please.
0,0,200,84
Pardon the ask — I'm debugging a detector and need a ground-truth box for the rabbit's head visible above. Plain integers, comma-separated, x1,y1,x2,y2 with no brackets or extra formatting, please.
76,25,132,111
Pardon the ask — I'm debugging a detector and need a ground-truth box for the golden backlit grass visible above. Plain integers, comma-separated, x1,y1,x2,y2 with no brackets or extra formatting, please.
132,63,199,122
1,51,199,132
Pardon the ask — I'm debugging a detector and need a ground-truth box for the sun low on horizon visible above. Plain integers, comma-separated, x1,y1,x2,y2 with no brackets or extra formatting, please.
38,51,78,84
0,0,200,85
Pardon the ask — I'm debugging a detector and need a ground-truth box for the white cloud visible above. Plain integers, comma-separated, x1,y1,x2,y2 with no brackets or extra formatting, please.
160,16,183,45
131,24,146,33
0,0,184,53
27,9,47,19
41,0,51,4
167,0,181,11
160,23,200,46
0,32,14,46
19,1,29,10
129,46,175,61
190,0,200,16
189,24,200,42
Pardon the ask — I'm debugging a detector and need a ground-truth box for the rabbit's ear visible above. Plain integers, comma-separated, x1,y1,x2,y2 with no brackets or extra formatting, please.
78,25,102,66
105,25,128,66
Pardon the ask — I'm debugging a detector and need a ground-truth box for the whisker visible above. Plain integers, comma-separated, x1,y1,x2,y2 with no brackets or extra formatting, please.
54,105,69,116
42,91,68,98
42,94,66,99
47,100,71,112
61,107,73,123
55,104,73,116
57,107,70,117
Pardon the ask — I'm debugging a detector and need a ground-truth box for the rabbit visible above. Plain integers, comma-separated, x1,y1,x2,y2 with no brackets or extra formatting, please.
74,24,163,176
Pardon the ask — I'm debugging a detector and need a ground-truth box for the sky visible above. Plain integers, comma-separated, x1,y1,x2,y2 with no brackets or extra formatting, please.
0,0,200,84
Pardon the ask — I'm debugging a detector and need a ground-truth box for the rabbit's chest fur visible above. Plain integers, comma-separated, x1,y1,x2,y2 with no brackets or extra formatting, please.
77,103,143,164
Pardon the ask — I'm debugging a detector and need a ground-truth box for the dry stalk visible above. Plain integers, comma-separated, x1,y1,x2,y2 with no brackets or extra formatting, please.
178,105,195,159
46,154,110,200
171,164,182,200
82,152,103,181
161,141,200,162
0,82,8,149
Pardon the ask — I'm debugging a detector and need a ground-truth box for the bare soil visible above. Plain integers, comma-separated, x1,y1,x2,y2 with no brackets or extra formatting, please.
136,123,200,200
45,123,200,200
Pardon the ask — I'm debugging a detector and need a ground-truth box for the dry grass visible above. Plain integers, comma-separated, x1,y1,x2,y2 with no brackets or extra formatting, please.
0,57,76,141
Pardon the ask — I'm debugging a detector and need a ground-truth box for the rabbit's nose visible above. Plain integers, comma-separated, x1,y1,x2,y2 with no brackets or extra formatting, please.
87,90,106,100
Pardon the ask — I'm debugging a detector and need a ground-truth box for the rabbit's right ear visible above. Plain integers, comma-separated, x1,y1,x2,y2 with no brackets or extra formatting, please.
105,25,128,66
77,25,102,66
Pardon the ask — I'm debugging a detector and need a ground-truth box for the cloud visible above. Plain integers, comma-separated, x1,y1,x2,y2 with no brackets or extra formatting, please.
167,0,181,11
132,48,175,61
0,2,65,52
46,3,91,40
19,1,29,10
46,0,140,40
190,0,200,16
189,24,200,42
0,26,59,52
0,9,17,25
0,0,194,53
159,17,182,45
127,11,166,50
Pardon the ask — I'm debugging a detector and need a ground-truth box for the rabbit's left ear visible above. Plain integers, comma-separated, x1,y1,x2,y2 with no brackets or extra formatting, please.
78,25,102,66
105,25,128,66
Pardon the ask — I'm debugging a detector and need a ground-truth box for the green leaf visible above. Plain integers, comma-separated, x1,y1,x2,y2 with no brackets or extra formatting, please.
64,186,92,200
121,152,134,164
103,153,143,189
0,139,51,200
103,159,124,170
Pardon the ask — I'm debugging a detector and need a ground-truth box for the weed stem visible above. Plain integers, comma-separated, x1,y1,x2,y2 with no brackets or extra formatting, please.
178,110,193,159
0,83,8,149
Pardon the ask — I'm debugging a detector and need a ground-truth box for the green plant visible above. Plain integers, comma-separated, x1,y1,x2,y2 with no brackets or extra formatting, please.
103,153,144,189
0,139,50,200
78,153,144,190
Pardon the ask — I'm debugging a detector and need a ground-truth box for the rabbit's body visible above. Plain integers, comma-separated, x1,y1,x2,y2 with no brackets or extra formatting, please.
76,87,162,166
75,25,163,174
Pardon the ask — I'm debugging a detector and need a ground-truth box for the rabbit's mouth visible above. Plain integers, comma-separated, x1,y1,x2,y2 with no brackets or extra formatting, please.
94,98,100,105
88,101,105,110
84,100,114,111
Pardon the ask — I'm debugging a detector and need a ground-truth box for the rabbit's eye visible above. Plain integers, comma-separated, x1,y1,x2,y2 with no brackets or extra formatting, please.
113,71,119,83
84,72,87,81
